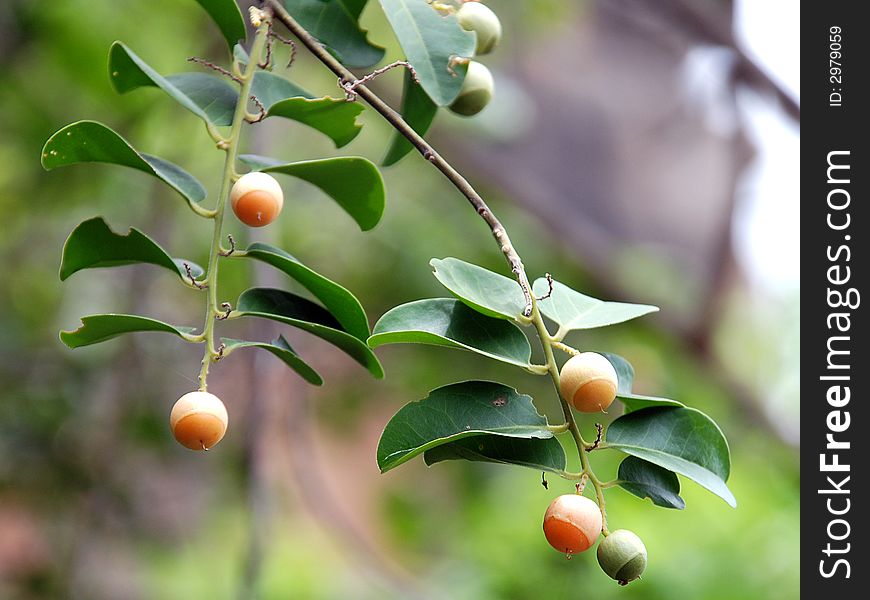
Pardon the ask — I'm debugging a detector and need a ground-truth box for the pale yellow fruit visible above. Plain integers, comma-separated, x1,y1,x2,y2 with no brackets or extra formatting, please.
170,391,228,451
559,352,618,413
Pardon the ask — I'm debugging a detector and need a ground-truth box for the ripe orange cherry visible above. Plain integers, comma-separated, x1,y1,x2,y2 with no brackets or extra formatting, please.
543,494,603,555
558,352,619,413
230,171,284,227
170,391,228,451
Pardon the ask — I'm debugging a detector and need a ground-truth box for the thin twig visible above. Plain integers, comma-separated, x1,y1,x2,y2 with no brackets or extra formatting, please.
341,61,419,101
265,0,534,316
535,273,554,301
247,95,267,123
219,233,236,257
586,423,604,451
216,302,233,320
183,262,207,289
187,56,242,84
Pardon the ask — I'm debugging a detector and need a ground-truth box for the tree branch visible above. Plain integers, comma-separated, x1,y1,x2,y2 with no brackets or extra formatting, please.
263,0,534,316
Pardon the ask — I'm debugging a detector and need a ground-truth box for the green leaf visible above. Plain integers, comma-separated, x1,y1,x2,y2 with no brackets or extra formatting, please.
617,456,685,509
109,42,238,125
240,155,384,230
606,407,736,507
599,352,684,412
282,0,385,68
235,288,383,378
430,257,525,321
377,0,475,106
108,49,363,146
265,97,365,147
250,71,310,106
192,0,247,52
60,217,202,282
60,315,196,348
241,242,370,341
383,71,438,165
424,435,567,474
368,299,533,369
377,380,555,473
533,278,659,332
221,336,323,385
41,121,206,206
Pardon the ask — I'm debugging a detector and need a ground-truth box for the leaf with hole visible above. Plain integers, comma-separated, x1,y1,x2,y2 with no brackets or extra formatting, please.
617,456,685,509
235,287,383,378
606,406,735,507
533,278,658,332
60,217,203,282
430,257,526,320
192,0,247,52
241,242,370,341
41,121,206,206
368,298,533,369
377,0,475,106
240,155,384,230
377,380,556,473
424,435,567,474
61,315,196,348
221,336,323,385
282,0,385,68
383,71,438,165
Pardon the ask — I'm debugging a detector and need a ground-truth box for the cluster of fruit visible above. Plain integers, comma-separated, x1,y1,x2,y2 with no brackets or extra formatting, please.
449,1,502,116
541,352,648,585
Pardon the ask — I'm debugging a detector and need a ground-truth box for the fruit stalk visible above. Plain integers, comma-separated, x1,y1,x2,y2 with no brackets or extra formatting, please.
197,22,269,390
266,0,611,529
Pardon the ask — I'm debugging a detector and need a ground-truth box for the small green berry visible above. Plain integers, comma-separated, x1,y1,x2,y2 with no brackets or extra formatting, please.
449,61,494,117
457,2,502,55
597,529,648,585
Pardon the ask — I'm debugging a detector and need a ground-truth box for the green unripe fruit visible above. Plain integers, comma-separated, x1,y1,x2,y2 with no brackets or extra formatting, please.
449,61,494,117
457,2,502,55
597,529,648,585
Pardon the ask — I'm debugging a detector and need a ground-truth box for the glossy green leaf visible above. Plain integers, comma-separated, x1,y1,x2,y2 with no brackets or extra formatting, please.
424,435,567,474
109,48,362,146
41,121,206,205
377,381,555,473
606,407,736,507
192,0,247,52
599,352,685,412
378,0,475,106
60,217,203,282
282,0,385,68
235,288,383,378
241,242,370,341
221,336,323,385
430,257,526,320
109,42,238,125
250,71,309,106
533,278,658,332
265,97,365,147
61,315,196,348
617,456,685,509
368,299,533,368
383,71,438,165
240,155,384,230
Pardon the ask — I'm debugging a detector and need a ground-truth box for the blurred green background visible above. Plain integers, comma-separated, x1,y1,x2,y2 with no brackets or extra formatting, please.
0,1,799,598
